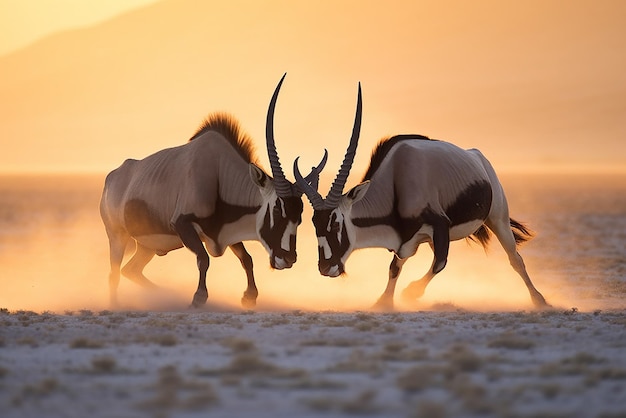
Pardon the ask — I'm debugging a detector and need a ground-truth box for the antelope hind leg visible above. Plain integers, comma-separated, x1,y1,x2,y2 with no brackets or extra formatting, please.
121,244,158,289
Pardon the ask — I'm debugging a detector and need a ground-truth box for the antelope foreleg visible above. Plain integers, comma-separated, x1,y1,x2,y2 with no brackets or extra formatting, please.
230,243,258,309
431,219,450,275
372,255,406,311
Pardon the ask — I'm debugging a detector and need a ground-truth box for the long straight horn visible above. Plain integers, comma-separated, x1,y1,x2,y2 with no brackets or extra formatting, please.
266,73,293,197
294,157,326,210
325,82,362,208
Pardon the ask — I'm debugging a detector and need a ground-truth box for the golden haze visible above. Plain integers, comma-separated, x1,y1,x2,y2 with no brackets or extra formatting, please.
0,0,625,174
0,173,611,313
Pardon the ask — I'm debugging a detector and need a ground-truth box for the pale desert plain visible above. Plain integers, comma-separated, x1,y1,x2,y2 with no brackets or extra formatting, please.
2,307,626,418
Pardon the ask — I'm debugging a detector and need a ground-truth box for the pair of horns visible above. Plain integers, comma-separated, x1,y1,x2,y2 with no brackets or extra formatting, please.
266,73,329,197
293,82,362,210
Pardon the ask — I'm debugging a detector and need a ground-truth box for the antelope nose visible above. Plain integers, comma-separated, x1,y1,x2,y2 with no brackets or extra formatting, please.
319,262,341,277
272,257,287,270
284,252,297,265
272,253,296,270
327,265,341,277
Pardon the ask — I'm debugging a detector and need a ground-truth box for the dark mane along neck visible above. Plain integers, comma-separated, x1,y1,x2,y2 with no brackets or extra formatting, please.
361,134,430,181
189,112,258,164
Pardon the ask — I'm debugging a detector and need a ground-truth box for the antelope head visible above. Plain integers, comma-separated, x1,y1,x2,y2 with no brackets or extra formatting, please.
293,83,367,276
252,74,328,270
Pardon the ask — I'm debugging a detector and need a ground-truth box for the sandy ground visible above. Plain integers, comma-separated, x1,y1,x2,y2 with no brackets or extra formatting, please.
1,308,626,418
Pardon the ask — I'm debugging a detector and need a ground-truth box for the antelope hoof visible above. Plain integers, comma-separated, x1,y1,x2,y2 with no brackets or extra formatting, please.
401,281,427,303
241,289,258,309
190,289,208,308
531,292,551,309
401,287,419,303
109,293,119,308
371,297,394,312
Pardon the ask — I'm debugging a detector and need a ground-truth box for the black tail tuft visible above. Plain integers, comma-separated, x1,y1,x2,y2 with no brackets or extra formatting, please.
468,225,492,248
510,218,534,245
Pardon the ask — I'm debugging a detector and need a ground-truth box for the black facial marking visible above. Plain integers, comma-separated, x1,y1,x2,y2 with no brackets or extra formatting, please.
258,196,303,262
312,209,333,237
281,196,304,224
313,209,350,272
272,198,283,219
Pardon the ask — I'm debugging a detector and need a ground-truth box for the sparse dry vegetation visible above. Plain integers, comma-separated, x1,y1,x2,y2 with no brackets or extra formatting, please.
91,355,117,373
327,349,384,375
442,344,484,374
221,337,256,353
487,332,536,350
1,310,626,417
16,337,39,347
412,399,448,418
154,334,178,347
139,365,219,413
301,389,380,415
19,378,59,398
396,364,440,393
70,337,104,349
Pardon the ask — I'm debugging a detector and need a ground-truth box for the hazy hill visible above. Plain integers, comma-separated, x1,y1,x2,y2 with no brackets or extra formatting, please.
1,0,625,174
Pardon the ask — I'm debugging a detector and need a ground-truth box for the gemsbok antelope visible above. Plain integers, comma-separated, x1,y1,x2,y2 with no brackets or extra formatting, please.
294,87,549,309
100,75,327,308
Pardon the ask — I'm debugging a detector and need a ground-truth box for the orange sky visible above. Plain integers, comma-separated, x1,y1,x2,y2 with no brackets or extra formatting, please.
0,0,625,174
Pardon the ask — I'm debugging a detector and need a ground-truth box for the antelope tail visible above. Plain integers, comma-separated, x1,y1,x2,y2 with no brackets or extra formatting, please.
468,225,492,248
468,219,533,249
510,218,534,245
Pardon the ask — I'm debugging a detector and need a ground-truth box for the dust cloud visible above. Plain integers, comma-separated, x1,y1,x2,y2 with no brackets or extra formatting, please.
4,173,624,314
0,179,578,314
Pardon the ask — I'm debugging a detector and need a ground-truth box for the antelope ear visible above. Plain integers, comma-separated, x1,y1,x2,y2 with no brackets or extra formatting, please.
249,164,271,190
342,181,370,206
